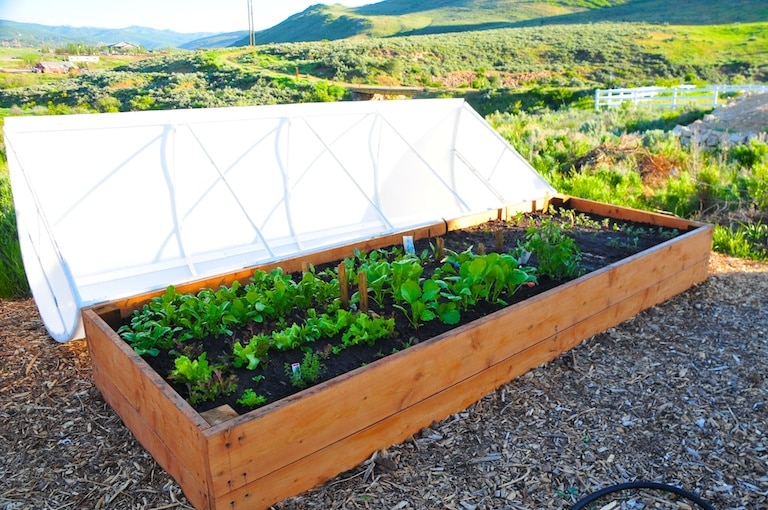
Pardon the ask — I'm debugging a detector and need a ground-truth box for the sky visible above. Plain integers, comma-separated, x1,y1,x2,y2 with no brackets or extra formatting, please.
0,0,381,34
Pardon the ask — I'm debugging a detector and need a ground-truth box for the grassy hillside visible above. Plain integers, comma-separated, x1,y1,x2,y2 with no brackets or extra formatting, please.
521,0,768,25
236,0,768,45
242,0,594,44
238,6,374,45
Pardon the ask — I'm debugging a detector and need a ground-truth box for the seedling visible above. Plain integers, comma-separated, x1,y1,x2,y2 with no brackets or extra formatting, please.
237,388,267,409
286,350,326,389
522,217,583,279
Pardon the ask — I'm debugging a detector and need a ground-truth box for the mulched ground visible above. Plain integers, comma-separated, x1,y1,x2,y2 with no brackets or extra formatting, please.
1,253,767,510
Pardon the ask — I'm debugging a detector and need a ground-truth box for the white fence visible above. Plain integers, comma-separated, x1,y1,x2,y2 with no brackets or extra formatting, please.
595,84,768,110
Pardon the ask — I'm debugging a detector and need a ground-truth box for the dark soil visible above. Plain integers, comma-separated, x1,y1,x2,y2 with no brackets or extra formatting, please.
125,209,689,415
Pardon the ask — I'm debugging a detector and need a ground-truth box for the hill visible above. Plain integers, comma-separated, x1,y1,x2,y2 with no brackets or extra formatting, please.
230,0,595,45
0,19,215,50
223,0,768,46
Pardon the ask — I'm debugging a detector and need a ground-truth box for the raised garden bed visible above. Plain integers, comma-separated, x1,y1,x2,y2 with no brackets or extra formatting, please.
83,195,712,510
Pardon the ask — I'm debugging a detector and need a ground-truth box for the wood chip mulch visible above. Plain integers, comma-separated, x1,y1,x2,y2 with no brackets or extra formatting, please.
1,252,766,510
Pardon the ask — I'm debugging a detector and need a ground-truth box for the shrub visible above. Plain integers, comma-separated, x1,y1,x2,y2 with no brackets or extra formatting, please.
729,140,768,169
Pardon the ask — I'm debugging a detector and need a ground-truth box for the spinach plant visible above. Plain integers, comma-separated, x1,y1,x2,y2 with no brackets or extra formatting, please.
393,278,441,329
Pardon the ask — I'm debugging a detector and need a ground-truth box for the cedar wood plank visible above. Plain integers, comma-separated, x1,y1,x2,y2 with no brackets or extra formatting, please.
90,364,212,510
83,311,213,506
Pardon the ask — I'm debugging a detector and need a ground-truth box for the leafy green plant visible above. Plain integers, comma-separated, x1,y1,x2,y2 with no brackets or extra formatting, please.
271,322,311,350
359,258,392,308
390,257,424,298
118,320,181,357
713,222,768,261
237,388,267,409
439,248,537,310
232,335,270,370
522,217,584,280
338,312,396,350
393,278,441,330
169,353,237,404
118,286,185,355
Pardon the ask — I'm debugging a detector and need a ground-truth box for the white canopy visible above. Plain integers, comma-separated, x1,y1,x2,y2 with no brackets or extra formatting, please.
5,98,554,342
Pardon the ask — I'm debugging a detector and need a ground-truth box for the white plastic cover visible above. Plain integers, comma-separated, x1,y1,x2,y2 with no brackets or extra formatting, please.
5,98,554,342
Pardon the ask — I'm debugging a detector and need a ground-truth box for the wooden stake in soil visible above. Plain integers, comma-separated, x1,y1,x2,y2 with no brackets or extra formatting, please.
478,243,486,256
436,237,445,260
542,192,551,213
338,262,349,309
494,230,504,252
358,271,369,313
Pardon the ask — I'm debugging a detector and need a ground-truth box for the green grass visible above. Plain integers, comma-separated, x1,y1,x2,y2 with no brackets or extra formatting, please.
0,173,29,299
638,23,768,70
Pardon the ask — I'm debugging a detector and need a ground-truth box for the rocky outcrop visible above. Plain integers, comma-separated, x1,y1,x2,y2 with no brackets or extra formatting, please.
673,93,768,148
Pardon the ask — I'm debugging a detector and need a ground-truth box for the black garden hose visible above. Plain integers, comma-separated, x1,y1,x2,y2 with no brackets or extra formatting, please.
571,481,716,510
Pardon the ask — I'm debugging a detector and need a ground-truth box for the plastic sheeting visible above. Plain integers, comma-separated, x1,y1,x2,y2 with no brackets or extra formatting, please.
5,98,554,342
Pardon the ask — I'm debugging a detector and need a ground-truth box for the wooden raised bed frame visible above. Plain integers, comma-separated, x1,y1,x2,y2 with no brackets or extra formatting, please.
83,195,712,510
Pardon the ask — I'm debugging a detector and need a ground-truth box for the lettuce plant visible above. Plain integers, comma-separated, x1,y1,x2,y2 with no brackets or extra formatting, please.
169,353,237,404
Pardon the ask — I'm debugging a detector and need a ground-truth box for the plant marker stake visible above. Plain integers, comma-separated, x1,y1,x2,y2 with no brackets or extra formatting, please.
291,363,301,378
302,262,310,273
494,230,504,252
358,271,369,313
338,262,349,309
436,237,445,260
477,243,486,256
403,235,415,255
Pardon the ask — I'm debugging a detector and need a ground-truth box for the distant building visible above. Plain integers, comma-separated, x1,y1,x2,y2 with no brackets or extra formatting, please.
34,62,79,74
107,42,140,53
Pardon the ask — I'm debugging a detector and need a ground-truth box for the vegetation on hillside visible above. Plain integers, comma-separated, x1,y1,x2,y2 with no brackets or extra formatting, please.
240,0,768,44
2,22,765,116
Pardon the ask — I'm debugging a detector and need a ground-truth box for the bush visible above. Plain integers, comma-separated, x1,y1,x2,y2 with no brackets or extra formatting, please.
729,140,768,169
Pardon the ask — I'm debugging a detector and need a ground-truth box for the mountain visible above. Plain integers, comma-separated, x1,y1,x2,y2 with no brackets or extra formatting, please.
179,31,249,50
0,19,215,49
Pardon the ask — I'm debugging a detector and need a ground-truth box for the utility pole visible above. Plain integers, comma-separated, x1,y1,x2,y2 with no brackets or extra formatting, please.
247,0,255,46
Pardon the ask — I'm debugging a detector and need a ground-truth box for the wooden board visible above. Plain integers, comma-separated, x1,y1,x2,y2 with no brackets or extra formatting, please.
83,197,712,510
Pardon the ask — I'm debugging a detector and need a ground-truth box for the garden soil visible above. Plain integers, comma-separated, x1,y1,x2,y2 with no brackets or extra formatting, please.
136,213,686,415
